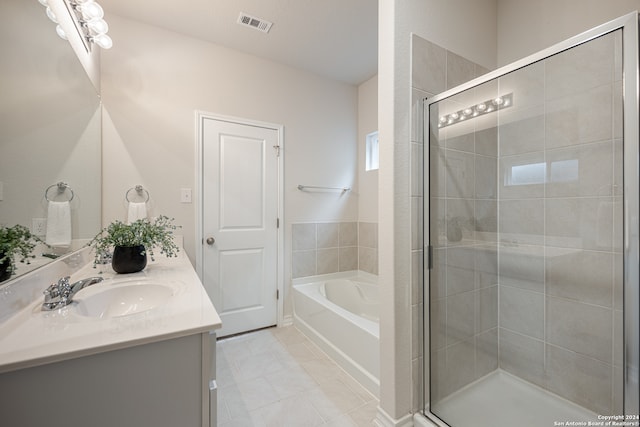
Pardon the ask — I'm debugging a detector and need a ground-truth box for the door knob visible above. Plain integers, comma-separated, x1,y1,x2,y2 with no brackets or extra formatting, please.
206,237,215,245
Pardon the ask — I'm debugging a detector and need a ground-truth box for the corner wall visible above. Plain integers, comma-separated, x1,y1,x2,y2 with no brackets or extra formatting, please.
359,75,379,223
377,0,497,424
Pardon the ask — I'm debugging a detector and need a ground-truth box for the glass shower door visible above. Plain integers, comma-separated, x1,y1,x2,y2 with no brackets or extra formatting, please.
425,15,638,427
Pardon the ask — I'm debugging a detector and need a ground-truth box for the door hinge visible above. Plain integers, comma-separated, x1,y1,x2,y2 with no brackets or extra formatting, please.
273,145,280,156
427,245,433,270
277,217,280,228
276,289,279,300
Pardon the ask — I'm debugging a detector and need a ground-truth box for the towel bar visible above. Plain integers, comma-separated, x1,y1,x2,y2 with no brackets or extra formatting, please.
297,185,351,193
126,185,150,203
44,182,74,202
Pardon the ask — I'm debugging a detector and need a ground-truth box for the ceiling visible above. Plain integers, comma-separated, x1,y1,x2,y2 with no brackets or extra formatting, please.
99,0,378,86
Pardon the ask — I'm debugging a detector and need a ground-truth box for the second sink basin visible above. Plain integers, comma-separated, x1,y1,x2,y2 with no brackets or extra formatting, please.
74,280,175,318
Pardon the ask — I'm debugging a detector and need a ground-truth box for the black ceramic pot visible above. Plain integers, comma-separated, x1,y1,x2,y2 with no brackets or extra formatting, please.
0,252,11,282
112,245,147,274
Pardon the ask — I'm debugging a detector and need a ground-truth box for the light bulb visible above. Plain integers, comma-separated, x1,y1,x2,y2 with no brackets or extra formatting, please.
45,6,57,23
493,97,504,106
450,112,459,120
81,2,104,20
56,25,67,40
93,33,113,49
463,108,473,116
476,103,487,112
87,18,109,34
439,116,447,124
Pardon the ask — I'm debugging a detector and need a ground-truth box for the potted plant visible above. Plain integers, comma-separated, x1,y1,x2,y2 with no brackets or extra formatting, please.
0,224,42,282
90,216,180,274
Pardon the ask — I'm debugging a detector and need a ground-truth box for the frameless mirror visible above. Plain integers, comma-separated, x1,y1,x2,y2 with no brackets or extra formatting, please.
0,0,102,282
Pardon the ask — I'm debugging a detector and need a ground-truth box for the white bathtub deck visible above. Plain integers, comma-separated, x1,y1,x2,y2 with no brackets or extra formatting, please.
293,271,380,398
430,370,599,427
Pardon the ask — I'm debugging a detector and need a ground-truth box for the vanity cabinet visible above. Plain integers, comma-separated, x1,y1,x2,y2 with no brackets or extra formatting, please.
0,331,217,427
0,250,221,427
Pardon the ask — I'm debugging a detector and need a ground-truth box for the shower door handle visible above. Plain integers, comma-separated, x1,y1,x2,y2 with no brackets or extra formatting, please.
206,237,215,245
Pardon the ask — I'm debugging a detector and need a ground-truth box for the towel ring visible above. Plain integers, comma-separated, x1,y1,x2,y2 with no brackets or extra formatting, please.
44,182,74,202
125,185,150,203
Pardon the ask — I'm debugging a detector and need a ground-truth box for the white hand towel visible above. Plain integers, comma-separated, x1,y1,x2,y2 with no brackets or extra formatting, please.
45,201,71,247
127,202,148,224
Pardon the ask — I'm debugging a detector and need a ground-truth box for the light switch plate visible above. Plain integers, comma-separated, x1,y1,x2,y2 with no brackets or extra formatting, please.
180,188,192,204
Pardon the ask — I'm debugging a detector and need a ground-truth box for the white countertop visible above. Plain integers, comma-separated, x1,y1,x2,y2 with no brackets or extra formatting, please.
0,252,221,374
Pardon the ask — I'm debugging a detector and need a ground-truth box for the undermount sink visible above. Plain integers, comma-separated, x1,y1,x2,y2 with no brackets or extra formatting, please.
74,280,175,318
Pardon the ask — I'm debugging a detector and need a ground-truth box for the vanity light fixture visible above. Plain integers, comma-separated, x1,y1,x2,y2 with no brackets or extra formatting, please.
438,93,513,128
66,0,113,50
37,0,113,50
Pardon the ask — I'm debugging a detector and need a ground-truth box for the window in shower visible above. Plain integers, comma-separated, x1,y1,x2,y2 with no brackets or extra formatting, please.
425,24,633,427
504,158,580,186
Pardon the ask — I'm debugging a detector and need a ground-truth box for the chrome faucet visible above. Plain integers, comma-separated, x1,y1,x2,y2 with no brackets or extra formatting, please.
42,276,104,311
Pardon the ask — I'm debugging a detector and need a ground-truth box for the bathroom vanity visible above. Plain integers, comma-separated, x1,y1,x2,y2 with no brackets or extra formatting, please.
0,249,221,427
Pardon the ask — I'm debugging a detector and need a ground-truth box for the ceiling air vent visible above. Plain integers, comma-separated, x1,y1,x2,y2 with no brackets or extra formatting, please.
237,12,273,33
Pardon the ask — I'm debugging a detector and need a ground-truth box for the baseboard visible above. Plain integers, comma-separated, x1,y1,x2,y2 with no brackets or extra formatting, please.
413,412,441,427
374,406,414,427
280,314,293,327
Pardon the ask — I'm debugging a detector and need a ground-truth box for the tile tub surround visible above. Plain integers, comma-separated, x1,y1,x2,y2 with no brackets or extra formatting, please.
217,326,378,426
291,221,378,278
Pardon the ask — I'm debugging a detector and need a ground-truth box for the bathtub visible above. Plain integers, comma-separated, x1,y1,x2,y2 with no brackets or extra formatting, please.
293,271,379,396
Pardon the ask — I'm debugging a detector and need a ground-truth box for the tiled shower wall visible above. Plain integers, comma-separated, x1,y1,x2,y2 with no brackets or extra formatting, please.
493,31,623,415
411,34,492,410
291,221,378,278
420,30,624,416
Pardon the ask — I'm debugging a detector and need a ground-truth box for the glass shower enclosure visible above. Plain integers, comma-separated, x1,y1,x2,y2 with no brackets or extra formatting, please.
424,12,639,427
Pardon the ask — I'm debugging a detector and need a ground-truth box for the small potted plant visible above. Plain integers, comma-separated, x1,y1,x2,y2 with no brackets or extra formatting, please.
90,215,180,274
0,224,42,282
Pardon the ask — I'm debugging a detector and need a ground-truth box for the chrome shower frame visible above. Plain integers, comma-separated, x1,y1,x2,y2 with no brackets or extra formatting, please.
422,11,639,426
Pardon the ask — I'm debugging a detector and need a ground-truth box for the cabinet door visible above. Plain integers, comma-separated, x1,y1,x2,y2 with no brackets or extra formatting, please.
0,335,203,427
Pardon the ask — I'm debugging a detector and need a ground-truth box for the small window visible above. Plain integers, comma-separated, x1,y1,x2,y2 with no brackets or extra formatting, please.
365,131,379,171
508,162,546,186
505,159,580,187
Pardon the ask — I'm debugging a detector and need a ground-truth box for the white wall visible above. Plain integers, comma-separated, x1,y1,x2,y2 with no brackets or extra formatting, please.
409,0,498,70
358,75,379,223
498,0,640,66
100,15,358,317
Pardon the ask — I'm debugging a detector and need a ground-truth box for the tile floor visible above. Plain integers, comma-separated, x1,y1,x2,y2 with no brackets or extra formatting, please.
216,325,378,426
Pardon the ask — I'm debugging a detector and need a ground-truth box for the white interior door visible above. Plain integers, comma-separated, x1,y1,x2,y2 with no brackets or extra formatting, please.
201,117,279,337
